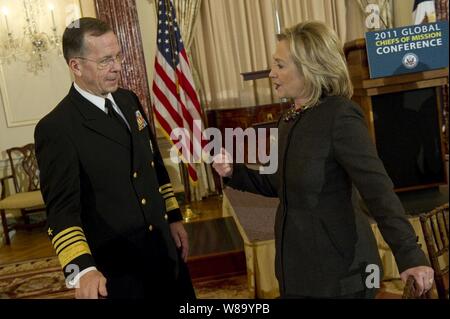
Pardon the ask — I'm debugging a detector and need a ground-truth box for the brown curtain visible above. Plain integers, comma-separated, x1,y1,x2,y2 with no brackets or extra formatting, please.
190,0,276,110
190,0,362,111
173,0,202,50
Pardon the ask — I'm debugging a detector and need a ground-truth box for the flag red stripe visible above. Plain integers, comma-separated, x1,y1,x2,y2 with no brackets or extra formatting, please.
153,90,200,160
154,107,198,180
155,59,196,135
187,164,198,181
154,60,179,103
152,82,184,127
153,72,185,127
177,68,202,114
178,53,203,114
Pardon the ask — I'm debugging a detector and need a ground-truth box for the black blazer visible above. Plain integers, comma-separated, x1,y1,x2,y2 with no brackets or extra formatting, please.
35,85,182,280
228,96,429,298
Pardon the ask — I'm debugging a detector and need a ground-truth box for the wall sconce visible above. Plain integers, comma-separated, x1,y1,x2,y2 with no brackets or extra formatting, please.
0,0,62,74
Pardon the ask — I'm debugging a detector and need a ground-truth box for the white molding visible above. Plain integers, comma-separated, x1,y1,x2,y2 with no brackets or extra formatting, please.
0,0,81,128
0,65,43,127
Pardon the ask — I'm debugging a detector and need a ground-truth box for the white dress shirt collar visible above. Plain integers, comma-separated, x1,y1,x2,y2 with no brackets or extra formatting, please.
73,82,116,113
73,82,130,129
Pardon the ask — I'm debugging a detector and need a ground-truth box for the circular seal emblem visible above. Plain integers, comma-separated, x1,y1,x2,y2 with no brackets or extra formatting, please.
402,53,419,69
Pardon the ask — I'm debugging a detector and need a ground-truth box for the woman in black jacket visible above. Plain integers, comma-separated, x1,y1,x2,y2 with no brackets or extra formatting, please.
212,21,434,298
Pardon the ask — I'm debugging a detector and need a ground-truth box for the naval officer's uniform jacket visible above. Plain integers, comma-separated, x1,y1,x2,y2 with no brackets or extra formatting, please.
35,84,193,298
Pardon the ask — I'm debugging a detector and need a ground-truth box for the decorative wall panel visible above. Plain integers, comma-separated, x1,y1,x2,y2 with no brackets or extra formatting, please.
95,0,155,133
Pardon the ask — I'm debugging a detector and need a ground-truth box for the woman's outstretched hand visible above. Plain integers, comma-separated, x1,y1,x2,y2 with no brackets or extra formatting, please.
212,147,233,178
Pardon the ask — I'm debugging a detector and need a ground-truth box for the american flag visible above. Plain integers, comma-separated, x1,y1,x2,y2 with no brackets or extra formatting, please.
151,0,205,183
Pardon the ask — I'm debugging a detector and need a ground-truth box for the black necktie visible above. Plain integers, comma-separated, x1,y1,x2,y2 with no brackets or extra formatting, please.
105,98,129,132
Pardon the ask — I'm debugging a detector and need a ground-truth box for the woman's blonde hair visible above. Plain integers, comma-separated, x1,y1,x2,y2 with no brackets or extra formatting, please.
277,21,353,108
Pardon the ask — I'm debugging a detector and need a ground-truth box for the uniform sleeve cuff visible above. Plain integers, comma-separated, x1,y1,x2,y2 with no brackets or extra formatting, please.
167,208,183,223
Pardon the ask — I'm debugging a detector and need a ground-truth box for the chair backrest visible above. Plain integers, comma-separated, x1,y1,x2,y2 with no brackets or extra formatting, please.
420,203,449,299
6,143,40,193
402,276,433,299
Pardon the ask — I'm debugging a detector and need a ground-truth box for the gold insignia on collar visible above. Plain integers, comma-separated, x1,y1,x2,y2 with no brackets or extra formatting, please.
135,110,148,131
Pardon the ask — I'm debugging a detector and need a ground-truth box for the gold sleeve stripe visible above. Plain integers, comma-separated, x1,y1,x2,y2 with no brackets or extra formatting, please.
52,226,84,245
160,189,174,196
159,184,173,192
162,192,175,199
165,197,179,211
58,241,92,268
160,188,174,195
53,230,85,250
55,235,87,255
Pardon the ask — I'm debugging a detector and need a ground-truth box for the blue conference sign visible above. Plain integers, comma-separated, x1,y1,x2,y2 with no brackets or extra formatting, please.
365,21,449,79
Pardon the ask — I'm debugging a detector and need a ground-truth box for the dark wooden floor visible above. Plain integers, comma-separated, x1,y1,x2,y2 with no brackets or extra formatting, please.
0,194,409,298
0,195,225,265
0,195,247,281
0,228,54,265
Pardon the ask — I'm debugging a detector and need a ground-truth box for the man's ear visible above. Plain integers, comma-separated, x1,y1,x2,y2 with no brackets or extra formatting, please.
68,58,82,77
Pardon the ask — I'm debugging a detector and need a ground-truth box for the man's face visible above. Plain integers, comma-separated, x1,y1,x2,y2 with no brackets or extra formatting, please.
73,31,122,97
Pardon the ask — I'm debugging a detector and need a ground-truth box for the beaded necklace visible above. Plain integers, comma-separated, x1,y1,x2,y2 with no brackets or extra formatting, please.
283,104,310,122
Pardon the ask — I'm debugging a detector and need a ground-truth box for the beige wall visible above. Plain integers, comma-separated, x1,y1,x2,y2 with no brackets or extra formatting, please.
80,0,97,17
0,0,417,175
136,0,158,85
0,0,160,242
393,0,415,27
0,0,88,169
345,0,367,42
0,0,157,161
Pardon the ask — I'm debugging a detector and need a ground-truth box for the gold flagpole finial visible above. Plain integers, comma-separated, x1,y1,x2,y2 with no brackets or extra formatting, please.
183,205,199,222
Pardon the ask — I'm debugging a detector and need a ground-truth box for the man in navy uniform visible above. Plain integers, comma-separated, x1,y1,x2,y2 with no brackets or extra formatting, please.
35,17,195,300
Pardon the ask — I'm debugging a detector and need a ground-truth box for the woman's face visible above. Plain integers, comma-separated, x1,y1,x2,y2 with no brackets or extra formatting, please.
269,40,305,102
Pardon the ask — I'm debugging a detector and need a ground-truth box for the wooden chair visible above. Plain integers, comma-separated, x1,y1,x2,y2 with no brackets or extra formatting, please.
0,143,45,245
402,275,433,299
419,203,449,299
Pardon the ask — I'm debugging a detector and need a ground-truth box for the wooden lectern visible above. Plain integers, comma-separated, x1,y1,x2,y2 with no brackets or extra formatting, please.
344,39,448,192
